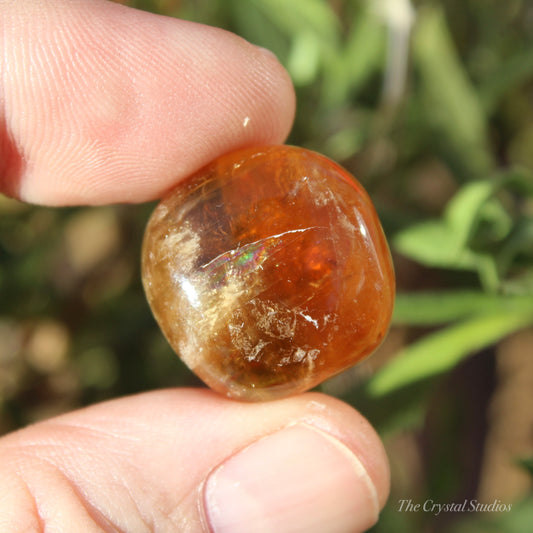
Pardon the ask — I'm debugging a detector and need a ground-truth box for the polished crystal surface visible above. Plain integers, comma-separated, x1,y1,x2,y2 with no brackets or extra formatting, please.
142,146,395,400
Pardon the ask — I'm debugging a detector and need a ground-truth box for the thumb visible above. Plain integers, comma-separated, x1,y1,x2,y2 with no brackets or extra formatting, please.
0,389,389,532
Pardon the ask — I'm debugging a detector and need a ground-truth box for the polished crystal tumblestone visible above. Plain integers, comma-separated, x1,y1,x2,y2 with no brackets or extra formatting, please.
142,146,395,401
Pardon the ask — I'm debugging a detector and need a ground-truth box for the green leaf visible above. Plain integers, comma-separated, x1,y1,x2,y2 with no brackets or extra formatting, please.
393,181,497,269
287,30,322,85
250,0,340,86
413,5,492,178
394,170,533,290
444,181,496,247
503,269,533,296
393,220,478,269
252,0,339,43
323,5,385,105
480,47,533,113
500,166,533,195
393,291,533,325
367,310,533,396
228,0,290,60
393,179,516,286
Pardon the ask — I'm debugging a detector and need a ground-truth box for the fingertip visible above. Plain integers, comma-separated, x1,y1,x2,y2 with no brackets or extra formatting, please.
290,392,391,510
246,44,296,147
1,0,295,205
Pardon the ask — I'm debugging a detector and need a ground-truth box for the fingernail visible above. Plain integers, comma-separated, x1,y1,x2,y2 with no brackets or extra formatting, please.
202,424,379,533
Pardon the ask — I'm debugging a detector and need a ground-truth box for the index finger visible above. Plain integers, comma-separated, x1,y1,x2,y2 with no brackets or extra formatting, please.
0,0,295,205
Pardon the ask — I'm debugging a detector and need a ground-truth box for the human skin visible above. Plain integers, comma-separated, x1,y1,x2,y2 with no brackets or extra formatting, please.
0,1,390,531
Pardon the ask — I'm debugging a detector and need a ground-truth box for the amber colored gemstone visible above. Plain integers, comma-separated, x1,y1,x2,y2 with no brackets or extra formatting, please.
142,146,395,401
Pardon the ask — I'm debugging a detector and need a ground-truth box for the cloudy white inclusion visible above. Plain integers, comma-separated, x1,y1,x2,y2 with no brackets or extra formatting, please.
179,277,200,308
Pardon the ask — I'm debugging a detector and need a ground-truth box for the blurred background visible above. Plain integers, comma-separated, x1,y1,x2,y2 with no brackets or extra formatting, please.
1,0,532,531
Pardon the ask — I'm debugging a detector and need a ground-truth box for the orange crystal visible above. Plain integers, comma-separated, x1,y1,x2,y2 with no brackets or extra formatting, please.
142,146,395,401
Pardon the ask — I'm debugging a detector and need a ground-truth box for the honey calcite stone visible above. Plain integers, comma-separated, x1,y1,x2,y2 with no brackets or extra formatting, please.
142,145,395,401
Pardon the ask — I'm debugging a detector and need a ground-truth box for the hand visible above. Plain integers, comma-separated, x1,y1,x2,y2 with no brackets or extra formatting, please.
0,1,390,531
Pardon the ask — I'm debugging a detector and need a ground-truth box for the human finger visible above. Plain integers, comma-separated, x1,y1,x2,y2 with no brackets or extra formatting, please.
0,389,389,532
1,0,295,205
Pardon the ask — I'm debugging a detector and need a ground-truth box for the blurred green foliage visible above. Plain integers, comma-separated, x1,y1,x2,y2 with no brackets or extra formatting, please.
1,0,533,531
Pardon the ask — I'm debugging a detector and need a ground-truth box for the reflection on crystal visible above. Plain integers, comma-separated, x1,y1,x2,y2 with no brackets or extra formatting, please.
178,277,200,309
